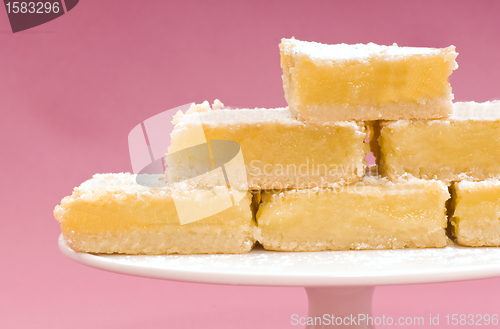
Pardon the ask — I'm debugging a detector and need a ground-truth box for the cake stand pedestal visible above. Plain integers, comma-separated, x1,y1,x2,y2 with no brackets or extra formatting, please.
59,235,500,329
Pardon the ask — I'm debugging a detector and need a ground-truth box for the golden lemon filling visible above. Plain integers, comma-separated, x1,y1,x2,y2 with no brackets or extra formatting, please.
54,173,256,255
280,38,457,121
450,180,500,247
255,177,450,251
378,101,500,182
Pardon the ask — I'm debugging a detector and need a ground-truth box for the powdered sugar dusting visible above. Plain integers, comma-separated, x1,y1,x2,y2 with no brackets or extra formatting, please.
451,101,500,121
457,179,500,190
78,173,167,194
281,38,446,62
180,107,295,124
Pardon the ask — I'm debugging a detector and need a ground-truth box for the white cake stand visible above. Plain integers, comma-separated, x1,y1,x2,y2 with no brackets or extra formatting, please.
59,235,500,329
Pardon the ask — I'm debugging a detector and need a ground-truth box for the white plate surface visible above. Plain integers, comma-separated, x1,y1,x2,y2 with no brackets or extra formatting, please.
59,234,500,287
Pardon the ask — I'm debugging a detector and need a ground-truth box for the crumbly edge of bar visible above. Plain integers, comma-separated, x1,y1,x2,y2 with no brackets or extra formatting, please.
172,100,362,130
280,37,454,62
380,167,500,184
167,172,364,192
74,173,168,194
455,179,500,190
258,174,449,199
451,218,500,247
62,224,256,255
54,173,238,207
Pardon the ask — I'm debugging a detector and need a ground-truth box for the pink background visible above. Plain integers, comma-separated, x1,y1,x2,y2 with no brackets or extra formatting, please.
2,0,500,328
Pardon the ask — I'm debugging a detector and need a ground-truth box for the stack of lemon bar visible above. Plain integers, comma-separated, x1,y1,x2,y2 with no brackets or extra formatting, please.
55,37,500,254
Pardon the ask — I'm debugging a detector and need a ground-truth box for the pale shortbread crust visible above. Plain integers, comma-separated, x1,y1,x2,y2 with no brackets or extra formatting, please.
290,97,453,122
61,227,255,255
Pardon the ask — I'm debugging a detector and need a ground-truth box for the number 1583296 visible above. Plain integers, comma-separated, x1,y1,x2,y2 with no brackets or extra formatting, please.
445,314,498,326
5,2,60,14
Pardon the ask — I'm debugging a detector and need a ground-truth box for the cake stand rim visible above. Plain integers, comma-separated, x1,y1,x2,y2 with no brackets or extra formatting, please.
58,234,500,287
